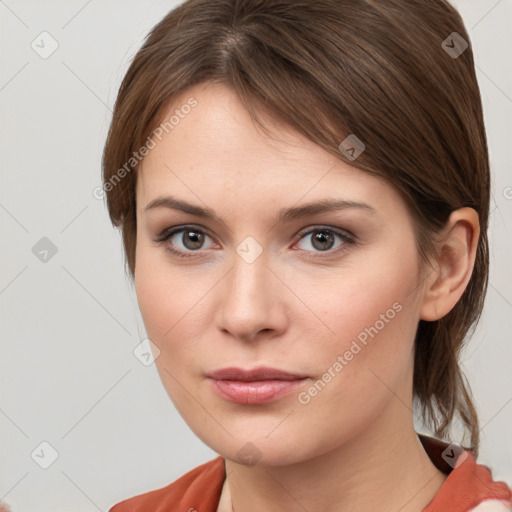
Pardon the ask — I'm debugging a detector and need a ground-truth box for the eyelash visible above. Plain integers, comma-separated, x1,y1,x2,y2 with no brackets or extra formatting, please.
153,225,356,260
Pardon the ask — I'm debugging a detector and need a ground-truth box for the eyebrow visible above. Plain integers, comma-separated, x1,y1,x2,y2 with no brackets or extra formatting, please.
143,195,376,224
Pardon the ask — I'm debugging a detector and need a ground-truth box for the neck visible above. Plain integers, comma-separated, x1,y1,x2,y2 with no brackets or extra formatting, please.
221,400,447,512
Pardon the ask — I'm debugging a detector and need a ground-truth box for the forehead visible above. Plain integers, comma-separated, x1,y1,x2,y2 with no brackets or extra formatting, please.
136,83,404,217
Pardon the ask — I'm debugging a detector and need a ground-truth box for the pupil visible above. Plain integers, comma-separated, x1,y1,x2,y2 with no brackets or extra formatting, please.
312,231,334,251
184,231,203,250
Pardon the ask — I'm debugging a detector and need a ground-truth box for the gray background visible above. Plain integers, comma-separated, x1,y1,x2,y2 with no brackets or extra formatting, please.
0,1,511,510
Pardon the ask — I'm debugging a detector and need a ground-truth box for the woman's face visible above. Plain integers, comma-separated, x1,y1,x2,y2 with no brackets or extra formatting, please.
134,82,427,465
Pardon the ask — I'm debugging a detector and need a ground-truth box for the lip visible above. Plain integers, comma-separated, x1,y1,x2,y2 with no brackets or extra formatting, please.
207,378,309,404
206,366,308,381
205,366,309,405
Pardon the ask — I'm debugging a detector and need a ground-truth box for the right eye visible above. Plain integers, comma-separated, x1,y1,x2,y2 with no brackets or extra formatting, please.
154,225,216,258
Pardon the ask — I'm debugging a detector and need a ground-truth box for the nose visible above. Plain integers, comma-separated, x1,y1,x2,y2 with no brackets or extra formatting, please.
215,251,288,342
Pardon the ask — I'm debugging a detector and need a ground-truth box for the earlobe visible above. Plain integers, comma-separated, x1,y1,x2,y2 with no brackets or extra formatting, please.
420,208,480,322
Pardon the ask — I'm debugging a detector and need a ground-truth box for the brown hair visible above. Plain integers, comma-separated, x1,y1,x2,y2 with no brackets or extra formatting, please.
102,0,489,456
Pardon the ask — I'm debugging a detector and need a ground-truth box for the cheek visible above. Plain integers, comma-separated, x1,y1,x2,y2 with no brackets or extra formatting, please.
135,240,190,335
135,247,171,338
294,246,420,426
134,244,216,366
307,227,421,351
134,254,209,416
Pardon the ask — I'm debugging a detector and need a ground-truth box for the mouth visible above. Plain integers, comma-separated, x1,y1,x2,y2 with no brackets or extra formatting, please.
205,366,310,404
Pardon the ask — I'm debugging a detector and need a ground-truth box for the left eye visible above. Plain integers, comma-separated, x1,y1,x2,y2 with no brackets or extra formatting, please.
295,228,353,253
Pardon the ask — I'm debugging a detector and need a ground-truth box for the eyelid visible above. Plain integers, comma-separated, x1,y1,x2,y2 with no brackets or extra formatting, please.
155,224,211,241
295,225,355,242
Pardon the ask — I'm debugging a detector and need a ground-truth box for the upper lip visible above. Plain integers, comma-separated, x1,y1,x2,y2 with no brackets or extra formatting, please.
206,366,308,381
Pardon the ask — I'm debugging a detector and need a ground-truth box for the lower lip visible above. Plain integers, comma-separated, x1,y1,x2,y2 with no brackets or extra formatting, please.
207,378,308,404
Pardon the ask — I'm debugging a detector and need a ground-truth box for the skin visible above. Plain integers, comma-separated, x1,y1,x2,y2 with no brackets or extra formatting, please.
134,82,480,512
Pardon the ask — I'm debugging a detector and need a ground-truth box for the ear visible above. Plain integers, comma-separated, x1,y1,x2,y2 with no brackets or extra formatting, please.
420,207,480,322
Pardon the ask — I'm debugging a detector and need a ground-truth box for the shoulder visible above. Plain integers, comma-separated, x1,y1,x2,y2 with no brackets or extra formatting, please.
108,455,225,512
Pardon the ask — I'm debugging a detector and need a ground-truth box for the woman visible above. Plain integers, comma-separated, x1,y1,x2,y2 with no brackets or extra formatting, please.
102,0,511,510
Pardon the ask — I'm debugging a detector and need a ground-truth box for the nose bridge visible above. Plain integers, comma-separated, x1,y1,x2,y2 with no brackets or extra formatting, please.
228,242,269,308
216,240,282,339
